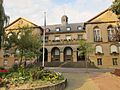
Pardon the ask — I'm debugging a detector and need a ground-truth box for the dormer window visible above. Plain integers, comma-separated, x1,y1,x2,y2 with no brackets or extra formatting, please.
78,26,82,30
56,28,60,32
46,28,50,32
67,27,71,31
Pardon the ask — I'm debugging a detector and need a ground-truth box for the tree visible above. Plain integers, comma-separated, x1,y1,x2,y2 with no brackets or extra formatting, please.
111,0,120,15
78,39,94,71
4,26,42,66
111,0,120,41
0,0,9,49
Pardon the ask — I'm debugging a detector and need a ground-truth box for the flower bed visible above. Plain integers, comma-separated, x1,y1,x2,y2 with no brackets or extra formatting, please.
0,66,65,90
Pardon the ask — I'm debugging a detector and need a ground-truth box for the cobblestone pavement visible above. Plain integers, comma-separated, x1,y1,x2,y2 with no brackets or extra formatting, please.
46,67,115,90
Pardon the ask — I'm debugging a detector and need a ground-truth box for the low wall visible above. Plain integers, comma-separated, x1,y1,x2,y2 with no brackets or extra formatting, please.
18,79,67,90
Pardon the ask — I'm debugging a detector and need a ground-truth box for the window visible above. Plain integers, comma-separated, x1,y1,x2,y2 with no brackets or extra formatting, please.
14,59,19,65
46,28,50,32
107,26,114,41
96,45,103,53
16,49,20,55
110,45,118,53
97,58,102,65
55,36,60,41
78,26,82,30
7,33,12,38
112,58,118,65
67,27,71,31
45,36,49,42
93,27,101,42
56,28,60,31
3,59,8,66
66,48,72,55
55,49,60,55
17,32,21,39
66,35,71,40
26,60,31,65
78,34,83,40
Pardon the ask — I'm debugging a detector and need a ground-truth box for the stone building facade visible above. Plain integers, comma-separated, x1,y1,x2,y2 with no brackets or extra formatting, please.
85,9,120,68
1,9,120,68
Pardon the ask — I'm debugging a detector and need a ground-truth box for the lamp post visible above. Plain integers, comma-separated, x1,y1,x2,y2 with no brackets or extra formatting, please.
42,12,46,67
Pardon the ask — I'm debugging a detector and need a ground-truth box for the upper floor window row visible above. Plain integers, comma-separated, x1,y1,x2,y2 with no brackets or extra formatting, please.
93,25,118,42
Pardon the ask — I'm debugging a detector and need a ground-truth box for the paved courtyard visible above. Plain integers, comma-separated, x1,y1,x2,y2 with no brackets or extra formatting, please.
46,67,120,90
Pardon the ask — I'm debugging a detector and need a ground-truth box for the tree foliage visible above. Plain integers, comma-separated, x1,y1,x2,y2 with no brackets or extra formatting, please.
78,39,94,57
0,0,9,49
111,0,120,15
4,26,42,64
111,0,120,41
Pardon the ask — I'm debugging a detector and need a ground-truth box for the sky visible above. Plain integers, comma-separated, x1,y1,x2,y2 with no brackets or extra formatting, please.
4,0,113,26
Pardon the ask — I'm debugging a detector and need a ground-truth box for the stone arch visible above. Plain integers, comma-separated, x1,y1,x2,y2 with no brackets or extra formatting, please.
64,47,73,61
39,48,48,62
51,47,60,61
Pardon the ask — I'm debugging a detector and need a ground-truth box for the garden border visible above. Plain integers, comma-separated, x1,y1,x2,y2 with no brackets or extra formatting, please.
17,79,67,90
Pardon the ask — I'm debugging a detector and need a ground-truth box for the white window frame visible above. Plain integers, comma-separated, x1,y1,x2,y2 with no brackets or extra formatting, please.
96,45,103,53
94,27,101,41
55,36,60,41
67,27,71,31
56,28,60,32
66,35,71,40
108,27,114,41
110,45,118,53
78,26,82,30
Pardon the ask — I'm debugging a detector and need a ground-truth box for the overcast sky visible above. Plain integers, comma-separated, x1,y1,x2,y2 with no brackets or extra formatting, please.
4,0,112,26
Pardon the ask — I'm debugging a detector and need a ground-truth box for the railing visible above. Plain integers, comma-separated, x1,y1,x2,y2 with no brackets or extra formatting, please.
45,39,80,45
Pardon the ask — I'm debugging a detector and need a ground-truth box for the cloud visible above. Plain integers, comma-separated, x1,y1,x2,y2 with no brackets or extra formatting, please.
3,0,112,25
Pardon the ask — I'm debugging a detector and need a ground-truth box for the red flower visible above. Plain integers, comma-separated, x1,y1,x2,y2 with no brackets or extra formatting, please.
0,69,9,73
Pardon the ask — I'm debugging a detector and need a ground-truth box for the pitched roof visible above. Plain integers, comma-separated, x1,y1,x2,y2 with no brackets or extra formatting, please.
44,23,85,33
87,9,109,22
5,17,39,29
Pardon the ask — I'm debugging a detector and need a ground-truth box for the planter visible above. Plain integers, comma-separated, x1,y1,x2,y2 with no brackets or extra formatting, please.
11,79,67,90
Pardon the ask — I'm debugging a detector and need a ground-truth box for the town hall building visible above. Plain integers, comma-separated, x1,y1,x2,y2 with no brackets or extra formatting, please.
2,8,120,68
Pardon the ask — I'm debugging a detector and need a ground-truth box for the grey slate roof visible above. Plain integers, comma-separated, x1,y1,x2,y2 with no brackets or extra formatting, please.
42,23,85,33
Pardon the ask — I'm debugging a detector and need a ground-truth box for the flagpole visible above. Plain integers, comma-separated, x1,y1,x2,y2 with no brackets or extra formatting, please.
42,12,46,67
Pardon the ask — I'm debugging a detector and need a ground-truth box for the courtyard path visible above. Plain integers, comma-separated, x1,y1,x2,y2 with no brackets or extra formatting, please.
46,67,120,90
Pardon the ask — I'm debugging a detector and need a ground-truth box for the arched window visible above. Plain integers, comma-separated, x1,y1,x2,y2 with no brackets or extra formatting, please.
55,49,60,55
107,26,114,41
93,26,101,42
65,48,72,55
96,45,103,53
110,45,118,53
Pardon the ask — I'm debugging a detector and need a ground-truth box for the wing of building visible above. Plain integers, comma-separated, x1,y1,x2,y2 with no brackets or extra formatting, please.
0,18,43,67
85,9,120,68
